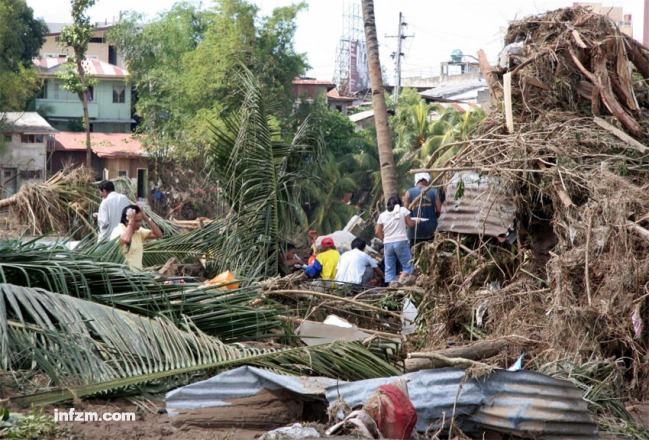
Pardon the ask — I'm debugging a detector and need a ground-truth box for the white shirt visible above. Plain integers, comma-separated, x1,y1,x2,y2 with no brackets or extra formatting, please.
336,248,378,284
97,192,131,243
377,206,410,244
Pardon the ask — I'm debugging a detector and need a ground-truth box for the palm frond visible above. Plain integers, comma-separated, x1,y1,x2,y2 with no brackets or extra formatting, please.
0,240,284,341
1,283,400,406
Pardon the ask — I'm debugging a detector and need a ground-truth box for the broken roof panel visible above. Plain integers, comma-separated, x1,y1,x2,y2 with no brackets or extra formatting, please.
437,171,516,237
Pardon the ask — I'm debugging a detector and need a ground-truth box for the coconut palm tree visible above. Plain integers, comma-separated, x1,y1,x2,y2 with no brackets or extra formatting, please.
203,67,322,279
361,0,398,201
302,152,359,234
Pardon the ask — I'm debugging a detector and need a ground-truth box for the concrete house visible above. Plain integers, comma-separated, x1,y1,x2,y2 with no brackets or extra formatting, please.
42,22,125,68
0,113,57,197
34,56,134,133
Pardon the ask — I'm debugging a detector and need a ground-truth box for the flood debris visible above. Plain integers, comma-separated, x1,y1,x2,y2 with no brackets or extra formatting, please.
166,366,598,439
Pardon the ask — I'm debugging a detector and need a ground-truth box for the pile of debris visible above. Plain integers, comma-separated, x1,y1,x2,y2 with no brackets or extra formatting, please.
419,5,649,403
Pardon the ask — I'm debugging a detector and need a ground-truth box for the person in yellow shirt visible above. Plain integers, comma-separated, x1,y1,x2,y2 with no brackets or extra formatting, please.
110,204,163,270
303,237,340,280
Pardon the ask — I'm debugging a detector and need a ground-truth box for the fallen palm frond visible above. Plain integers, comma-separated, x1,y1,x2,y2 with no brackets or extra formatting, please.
0,239,285,342
536,359,649,440
1,283,401,407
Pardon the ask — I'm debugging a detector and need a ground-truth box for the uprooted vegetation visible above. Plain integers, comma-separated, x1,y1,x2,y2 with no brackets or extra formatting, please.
418,6,649,403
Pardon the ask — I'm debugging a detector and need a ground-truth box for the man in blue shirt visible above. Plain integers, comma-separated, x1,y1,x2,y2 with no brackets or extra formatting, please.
403,172,442,247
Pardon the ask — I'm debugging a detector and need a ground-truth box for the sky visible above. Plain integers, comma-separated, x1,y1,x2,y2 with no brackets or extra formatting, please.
26,0,645,83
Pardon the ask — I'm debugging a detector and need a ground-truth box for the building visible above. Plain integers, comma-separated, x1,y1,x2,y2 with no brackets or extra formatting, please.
292,78,359,115
573,3,632,36
0,113,58,197
41,22,124,68
51,132,149,199
34,56,134,133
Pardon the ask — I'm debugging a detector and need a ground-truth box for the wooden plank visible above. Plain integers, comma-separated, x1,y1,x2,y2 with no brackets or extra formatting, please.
593,117,648,154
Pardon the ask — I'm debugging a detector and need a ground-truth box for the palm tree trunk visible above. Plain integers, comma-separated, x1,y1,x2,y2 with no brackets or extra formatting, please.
76,56,92,168
0,193,18,209
361,0,398,201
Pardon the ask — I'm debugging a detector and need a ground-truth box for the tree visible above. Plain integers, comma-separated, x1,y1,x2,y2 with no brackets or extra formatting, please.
58,0,97,167
0,0,46,110
205,68,321,279
361,0,397,202
108,0,308,163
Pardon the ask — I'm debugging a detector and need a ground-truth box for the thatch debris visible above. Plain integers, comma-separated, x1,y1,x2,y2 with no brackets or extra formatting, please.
416,6,649,402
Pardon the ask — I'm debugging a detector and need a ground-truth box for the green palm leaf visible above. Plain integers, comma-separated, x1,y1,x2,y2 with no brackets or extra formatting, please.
0,240,284,341
1,283,400,406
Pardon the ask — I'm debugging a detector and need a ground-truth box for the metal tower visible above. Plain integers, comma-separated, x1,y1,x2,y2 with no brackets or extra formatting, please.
333,0,369,96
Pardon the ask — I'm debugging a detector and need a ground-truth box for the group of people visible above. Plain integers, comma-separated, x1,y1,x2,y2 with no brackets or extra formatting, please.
100,170,441,277
297,235,383,289
96,180,163,270
292,171,442,288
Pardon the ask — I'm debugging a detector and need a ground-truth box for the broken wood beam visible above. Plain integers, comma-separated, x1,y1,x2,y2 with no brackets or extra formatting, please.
405,338,509,372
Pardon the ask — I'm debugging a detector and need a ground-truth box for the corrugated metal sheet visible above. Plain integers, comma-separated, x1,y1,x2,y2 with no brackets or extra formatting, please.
326,368,598,438
166,365,339,416
35,56,129,77
53,132,146,158
437,171,516,237
167,366,598,439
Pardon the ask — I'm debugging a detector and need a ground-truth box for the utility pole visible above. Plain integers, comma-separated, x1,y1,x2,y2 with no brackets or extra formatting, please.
386,12,413,102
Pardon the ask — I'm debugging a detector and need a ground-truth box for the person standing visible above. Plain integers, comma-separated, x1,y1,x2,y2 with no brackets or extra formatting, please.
96,180,130,243
336,238,384,287
375,196,419,285
110,204,163,270
403,172,442,247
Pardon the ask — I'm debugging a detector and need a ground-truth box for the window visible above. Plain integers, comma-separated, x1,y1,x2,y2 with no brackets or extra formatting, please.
52,82,60,100
20,135,44,143
3,134,11,142
113,85,125,103
86,86,94,102
118,170,128,177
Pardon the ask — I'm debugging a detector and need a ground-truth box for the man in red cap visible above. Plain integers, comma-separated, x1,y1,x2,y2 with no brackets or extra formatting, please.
303,236,340,280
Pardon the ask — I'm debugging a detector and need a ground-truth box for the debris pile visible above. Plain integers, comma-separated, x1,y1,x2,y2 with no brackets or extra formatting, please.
420,6,649,401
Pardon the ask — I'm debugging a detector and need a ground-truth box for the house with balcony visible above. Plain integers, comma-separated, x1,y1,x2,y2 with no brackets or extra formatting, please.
34,56,134,133
0,112,57,198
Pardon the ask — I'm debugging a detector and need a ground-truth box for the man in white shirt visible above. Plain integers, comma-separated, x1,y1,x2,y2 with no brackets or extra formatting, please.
336,238,383,287
96,180,131,243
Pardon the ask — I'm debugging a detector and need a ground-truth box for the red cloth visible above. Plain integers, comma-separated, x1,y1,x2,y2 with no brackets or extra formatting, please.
366,384,417,439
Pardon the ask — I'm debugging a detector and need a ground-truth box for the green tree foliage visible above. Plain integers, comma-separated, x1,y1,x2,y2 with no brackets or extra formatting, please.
0,0,46,110
58,0,97,166
108,0,308,162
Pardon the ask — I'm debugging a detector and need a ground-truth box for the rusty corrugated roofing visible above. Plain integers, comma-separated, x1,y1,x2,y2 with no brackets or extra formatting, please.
437,171,516,237
53,132,146,158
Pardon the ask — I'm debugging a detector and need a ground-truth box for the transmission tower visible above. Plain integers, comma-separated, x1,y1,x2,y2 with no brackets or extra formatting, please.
333,0,369,96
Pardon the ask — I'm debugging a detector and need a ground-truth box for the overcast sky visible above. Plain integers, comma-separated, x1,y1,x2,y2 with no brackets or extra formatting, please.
27,0,645,82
